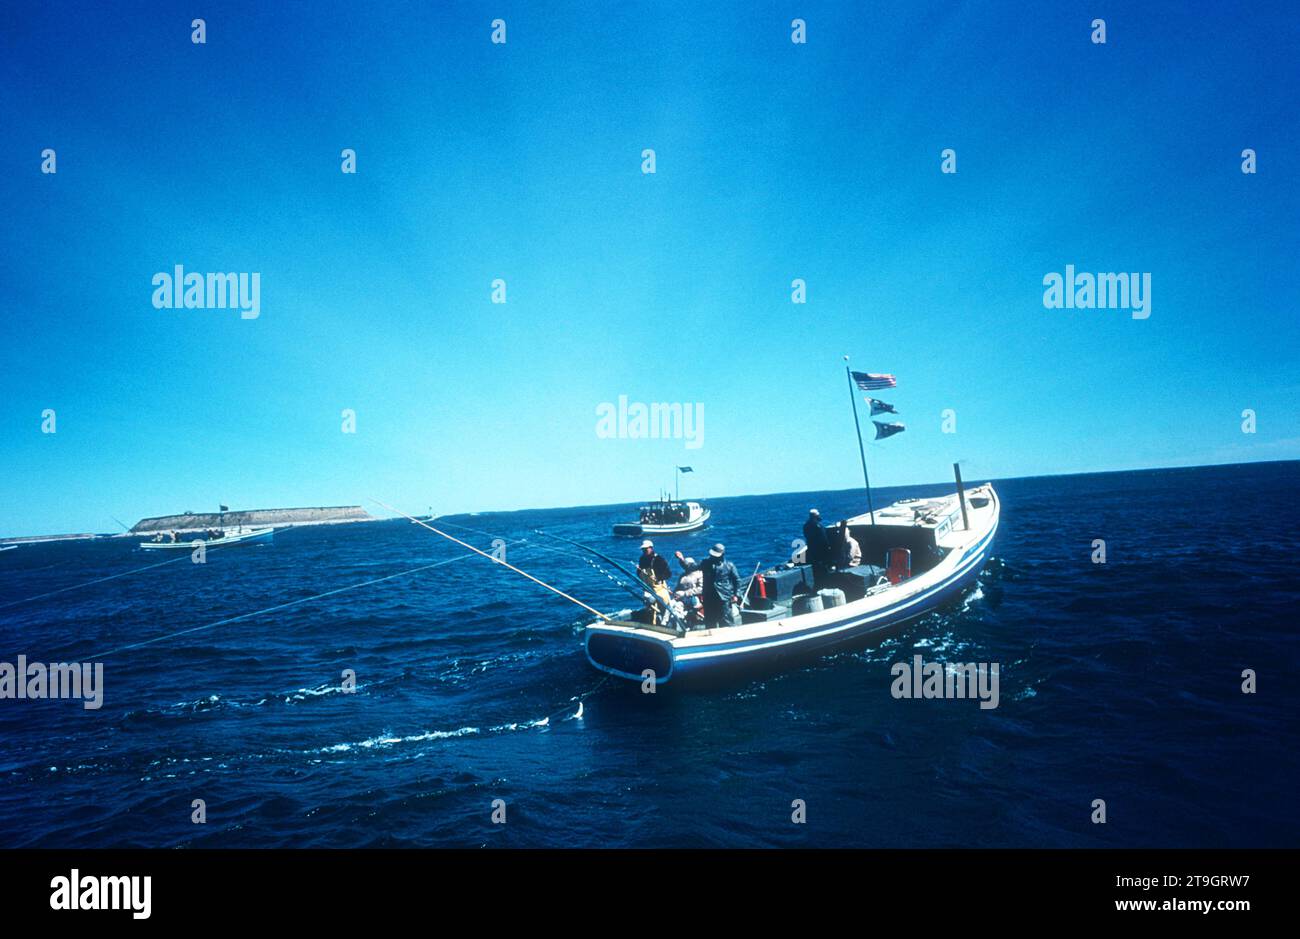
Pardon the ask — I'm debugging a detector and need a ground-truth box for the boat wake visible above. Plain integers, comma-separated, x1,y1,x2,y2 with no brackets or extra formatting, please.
286,679,599,758
16,694,593,784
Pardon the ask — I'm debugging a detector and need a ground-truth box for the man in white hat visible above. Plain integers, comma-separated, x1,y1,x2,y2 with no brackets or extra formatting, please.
637,539,673,608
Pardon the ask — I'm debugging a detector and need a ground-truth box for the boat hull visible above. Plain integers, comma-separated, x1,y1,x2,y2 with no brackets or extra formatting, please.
612,508,711,537
139,527,275,550
586,486,998,686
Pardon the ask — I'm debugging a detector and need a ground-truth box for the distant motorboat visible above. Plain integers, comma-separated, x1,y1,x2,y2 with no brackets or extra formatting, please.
139,526,275,550
613,499,710,536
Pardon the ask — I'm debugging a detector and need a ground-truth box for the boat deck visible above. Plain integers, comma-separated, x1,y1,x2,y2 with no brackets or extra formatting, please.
847,485,992,551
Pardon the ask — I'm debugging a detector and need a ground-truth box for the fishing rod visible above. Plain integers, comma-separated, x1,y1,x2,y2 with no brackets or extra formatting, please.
739,562,762,610
371,499,611,621
562,550,653,608
421,516,652,613
531,529,645,587
531,529,662,601
531,528,683,624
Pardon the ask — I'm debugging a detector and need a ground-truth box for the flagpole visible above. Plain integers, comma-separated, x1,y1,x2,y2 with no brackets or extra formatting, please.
675,466,679,503
844,357,877,524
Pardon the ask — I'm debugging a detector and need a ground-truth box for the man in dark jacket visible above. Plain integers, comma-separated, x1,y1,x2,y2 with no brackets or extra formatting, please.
637,539,671,585
803,508,831,587
636,539,674,622
699,543,742,627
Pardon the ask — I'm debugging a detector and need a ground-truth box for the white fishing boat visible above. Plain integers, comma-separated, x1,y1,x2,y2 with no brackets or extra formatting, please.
588,359,1000,684
613,465,710,536
586,478,998,684
139,526,275,550
391,359,1000,687
613,499,711,536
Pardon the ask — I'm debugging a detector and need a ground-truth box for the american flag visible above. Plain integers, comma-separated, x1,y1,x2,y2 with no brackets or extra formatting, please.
852,371,896,391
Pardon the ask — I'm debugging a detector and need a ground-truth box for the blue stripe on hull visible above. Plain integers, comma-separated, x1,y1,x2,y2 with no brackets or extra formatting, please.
584,508,998,685
673,523,996,659
670,546,989,681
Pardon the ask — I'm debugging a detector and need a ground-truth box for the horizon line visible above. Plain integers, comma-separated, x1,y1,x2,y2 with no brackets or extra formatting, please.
426,455,1299,521
6,455,1295,542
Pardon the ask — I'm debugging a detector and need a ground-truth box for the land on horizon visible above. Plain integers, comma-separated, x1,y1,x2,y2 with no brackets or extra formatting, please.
6,456,1294,543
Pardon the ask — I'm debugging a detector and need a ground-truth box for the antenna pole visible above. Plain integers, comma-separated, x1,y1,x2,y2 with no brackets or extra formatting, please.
953,462,970,531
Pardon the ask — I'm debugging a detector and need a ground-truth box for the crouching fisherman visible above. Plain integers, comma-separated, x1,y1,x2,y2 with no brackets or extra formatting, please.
699,543,742,627
836,520,861,568
672,551,705,627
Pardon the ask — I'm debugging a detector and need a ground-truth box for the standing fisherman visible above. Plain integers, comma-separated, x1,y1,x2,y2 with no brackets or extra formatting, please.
699,543,742,627
637,539,673,610
803,508,831,587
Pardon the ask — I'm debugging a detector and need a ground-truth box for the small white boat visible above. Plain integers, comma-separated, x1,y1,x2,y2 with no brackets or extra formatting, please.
139,526,275,550
586,481,999,685
613,500,710,536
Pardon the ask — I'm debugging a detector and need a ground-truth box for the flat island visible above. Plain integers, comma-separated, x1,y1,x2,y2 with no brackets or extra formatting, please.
129,505,375,534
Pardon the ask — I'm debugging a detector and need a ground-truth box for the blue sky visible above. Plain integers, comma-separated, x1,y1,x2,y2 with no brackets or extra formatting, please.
2,1,1297,536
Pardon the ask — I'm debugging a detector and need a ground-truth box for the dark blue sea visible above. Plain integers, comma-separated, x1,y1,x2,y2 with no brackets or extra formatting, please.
2,461,1297,848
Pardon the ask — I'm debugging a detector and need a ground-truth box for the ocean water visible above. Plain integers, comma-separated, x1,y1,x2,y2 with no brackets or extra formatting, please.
1,461,1297,848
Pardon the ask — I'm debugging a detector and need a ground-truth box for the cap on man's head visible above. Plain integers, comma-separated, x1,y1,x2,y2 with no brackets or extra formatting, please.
640,539,654,550
809,508,821,517
709,543,725,557
684,557,697,567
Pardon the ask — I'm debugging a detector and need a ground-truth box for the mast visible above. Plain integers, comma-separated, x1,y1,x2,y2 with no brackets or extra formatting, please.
844,356,877,524
953,462,969,531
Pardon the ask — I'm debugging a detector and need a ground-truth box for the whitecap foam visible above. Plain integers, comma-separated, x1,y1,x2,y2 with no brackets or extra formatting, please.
312,726,481,754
